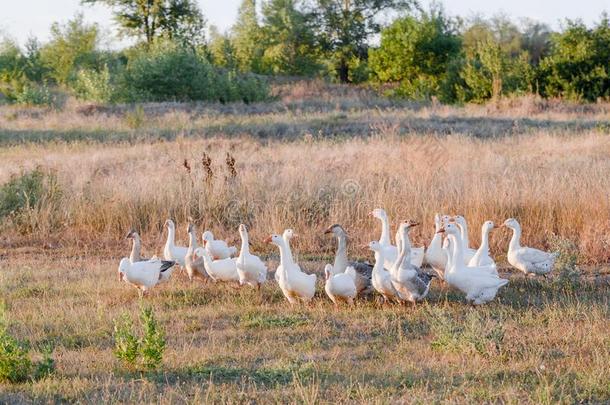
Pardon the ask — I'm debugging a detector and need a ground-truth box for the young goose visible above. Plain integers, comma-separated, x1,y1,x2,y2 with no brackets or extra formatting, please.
184,224,210,282
370,208,424,268
503,218,558,276
324,264,357,307
265,233,316,304
193,247,239,283
439,223,509,305
468,221,499,274
368,241,400,304
163,219,188,266
118,258,176,297
324,224,373,296
202,231,238,260
424,214,448,279
389,221,434,305
236,224,267,289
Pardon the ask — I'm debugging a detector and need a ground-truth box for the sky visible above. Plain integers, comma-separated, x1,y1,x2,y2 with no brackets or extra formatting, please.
1,0,609,48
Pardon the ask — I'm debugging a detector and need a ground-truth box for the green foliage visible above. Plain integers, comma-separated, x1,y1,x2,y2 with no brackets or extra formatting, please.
208,25,237,70
82,0,206,47
232,0,265,73
39,14,101,85
113,306,166,371
118,40,269,103
549,235,581,287
0,169,46,218
13,83,55,106
73,65,117,103
306,0,414,83
0,312,32,383
260,0,321,76
34,344,56,380
539,16,610,101
370,7,461,100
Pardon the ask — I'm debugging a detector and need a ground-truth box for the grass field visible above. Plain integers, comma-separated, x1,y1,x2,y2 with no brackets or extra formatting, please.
0,82,609,403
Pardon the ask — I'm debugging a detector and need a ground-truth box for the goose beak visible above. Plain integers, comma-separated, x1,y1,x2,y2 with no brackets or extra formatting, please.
263,236,273,244
436,228,446,234
493,225,500,229
323,227,333,234
118,272,124,282
202,240,207,246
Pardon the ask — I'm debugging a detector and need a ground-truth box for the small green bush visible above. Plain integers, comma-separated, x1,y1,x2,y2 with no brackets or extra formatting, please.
73,65,116,103
0,325,32,383
113,306,166,371
0,169,46,217
13,83,54,106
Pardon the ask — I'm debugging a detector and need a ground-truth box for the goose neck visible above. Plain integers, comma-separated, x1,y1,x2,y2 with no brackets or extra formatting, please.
379,215,391,245
509,225,522,252
448,233,465,271
240,232,249,255
333,234,348,273
130,235,141,262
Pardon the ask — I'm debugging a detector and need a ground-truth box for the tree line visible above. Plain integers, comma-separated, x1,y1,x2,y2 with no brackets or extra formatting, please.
1,0,609,105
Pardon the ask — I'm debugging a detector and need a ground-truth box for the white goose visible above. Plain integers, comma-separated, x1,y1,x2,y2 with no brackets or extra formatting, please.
185,224,210,282
424,214,448,279
468,221,499,275
389,221,434,304
236,224,267,289
324,264,356,307
274,228,296,283
126,229,146,262
163,219,188,266
202,230,238,260
265,233,316,304
370,208,424,268
503,218,558,276
453,215,477,265
118,258,176,297
324,224,373,296
193,247,239,283
439,223,509,305
368,241,400,304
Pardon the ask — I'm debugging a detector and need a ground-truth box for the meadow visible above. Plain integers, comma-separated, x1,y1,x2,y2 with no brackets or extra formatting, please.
0,82,609,403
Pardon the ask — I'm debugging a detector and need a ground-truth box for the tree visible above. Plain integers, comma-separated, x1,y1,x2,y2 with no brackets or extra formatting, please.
208,25,237,70
539,15,610,101
369,7,461,100
39,14,101,84
261,0,321,76
82,0,206,47
304,0,414,82
232,0,265,72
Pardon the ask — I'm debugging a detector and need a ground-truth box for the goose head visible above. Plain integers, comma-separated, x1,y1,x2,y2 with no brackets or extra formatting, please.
118,258,130,281
238,224,248,235
324,224,346,237
283,229,297,240
125,229,137,239
367,240,382,252
324,264,333,280
165,219,175,230
264,234,284,247
437,222,460,236
440,214,452,226
453,215,467,227
402,219,420,231
369,208,387,220
202,230,214,245
482,220,498,233
192,247,209,261
502,218,520,230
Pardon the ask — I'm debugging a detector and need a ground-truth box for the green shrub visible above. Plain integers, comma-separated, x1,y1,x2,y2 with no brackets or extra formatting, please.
13,82,54,106
0,324,32,383
113,306,166,371
73,65,116,103
0,169,46,218
117,40,270,104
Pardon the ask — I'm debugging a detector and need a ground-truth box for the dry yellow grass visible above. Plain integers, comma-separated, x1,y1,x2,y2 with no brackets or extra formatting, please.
0,86,609,403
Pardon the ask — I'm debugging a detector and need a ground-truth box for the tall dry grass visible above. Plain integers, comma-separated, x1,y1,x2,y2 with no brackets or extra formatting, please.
1,129,610,263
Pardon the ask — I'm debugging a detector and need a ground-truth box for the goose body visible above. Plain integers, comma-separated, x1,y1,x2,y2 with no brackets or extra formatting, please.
440,223,508,305
324,224,373,296
194,247,239,282
185,224,211,282
118,258,176,296
274,229,296,283
504,218,557,276
368,241,400,303
324,264,356,306
370,208,424,269
266,233,316,304
236,224,267,288
389,221,433,303
163,219,188,266
202,231,238,260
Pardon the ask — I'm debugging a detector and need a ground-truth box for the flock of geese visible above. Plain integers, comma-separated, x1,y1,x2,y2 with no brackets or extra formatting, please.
117,209,559,306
